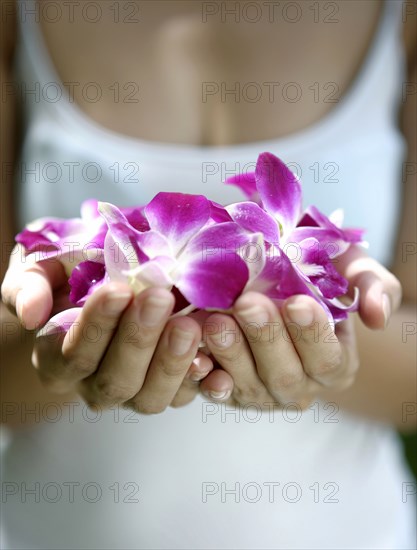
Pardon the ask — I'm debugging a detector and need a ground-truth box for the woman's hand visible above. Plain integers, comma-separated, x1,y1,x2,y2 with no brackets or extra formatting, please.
1,244,214,413
198,246,403,409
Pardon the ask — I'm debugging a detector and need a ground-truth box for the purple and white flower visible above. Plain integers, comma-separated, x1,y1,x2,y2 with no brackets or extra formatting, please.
15,152,365,323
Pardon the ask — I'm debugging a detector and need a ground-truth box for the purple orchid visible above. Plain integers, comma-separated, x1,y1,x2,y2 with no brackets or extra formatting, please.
16,199,107,275
97,193,263,311
16,199,149,278
15,151,364,325
226,152,364,321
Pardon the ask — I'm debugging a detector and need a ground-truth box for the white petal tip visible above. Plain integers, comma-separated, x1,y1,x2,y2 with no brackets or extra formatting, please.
329,208,344,228
97,201,109,213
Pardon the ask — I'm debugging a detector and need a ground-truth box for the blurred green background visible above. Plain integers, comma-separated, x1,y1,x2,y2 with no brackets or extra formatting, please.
401,431,417,478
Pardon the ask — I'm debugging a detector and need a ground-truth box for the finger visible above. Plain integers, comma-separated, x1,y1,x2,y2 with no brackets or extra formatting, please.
170,353,214,408
337,245,402,329
1,244,67,329
186,352,214,382
170,385,200,408
204,312,274,405
233,292,310,405
35,283,133,392
33,308,82,393
199,368,235,402
85,287,175,407
50,285,74,317
282,295,355,389
129,316,201,414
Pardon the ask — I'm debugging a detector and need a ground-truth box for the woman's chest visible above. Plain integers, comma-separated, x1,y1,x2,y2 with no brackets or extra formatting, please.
37,0,382,145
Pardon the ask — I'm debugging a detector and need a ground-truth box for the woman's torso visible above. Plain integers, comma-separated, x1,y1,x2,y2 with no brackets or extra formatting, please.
2,1,416,548
35,0,382,146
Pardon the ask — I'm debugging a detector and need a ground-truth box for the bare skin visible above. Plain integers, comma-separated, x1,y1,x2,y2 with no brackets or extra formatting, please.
38,0,383,145
1,0,416,428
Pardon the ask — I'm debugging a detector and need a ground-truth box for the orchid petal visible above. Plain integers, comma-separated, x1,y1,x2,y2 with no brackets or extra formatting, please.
176,254,249,310
322,287,360,323
38,308,82,337
103,232,134,283
145,192,211,255
182,222,265,278
209,200,233,223
135,230,172,259
121,257,175,294
16,218,87,251
226,201,280,244
175,222,260,309
255,152,302,234
329,208,344,228
298,206,365,245
98,202,146,267
121,206,150,232
69,260,107,305
298,238,349,299
249,247,316,301
225,172,260,203
80,199,100,221
288,227,351,259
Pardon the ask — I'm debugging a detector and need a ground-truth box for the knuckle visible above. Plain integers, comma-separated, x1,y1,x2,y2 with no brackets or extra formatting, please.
233,384,264,404
38,371,70,394
217,344,245,365
94,378,135,404
271,370,305,391
124,327,158,351
83,319,114,341
313,353,343,377
158,356,188,379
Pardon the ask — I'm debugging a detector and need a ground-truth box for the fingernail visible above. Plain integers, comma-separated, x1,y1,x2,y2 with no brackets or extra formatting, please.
189,357,208,382
139,295,172,327
190,371,208,382
102,292,132,315
204,389,231,401
286,302,314,327
382,293,391,328
36,322,65,339
236,306,269,325
169,327,195,356
189,357,210,381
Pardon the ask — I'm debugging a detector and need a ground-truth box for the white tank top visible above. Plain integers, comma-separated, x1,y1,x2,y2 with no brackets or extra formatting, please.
2,2,415,549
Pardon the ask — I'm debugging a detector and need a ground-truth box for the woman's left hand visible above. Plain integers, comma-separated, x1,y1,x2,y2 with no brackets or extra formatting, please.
195,246,402,409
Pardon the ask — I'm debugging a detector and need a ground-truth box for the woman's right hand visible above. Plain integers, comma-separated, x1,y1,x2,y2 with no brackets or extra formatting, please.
1,244,234,413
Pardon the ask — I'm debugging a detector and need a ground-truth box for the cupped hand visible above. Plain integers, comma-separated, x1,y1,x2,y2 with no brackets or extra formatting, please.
1,244,214,413
198,246,403,408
